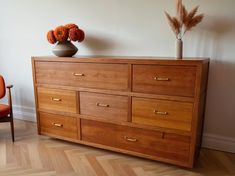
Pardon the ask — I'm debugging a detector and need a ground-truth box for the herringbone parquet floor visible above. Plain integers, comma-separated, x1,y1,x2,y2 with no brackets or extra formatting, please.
0,119,234,176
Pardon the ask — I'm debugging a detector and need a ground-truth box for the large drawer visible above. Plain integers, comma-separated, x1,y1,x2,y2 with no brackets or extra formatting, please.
80,92,129,122
132,97,193,131
81,119,190,162
39,112,78,139
37,87,77,113
132,65,196,97
35,61,129,91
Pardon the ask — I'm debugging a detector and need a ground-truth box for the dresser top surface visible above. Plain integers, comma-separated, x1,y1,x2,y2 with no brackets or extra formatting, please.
32,56,209,65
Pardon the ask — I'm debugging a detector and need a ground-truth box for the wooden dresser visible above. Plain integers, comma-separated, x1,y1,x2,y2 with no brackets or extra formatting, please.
32,56,209,168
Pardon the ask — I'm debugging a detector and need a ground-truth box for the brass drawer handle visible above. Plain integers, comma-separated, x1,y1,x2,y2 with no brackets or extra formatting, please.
51,97,62,102
154,76,169,81
52,123,63,127
124,136,138,142
154,110,168,115
72,73,85,76
96,103,109,107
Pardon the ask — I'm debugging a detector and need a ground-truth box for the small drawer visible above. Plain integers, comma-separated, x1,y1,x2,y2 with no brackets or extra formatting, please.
37,87,77,113
132,65,196,97
35,61,129,91
39,112,78,139
80,92,129,122
132,97,193,131
81,119,190,162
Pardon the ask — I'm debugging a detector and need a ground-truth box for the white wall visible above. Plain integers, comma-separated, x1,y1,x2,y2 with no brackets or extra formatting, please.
0,0,235,152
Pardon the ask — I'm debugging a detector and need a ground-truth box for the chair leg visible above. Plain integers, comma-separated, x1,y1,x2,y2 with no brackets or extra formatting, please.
10,118,15,142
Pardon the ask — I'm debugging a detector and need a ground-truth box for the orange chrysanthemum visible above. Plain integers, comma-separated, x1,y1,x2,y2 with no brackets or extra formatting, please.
65,23,79,30
69,28,80,41
47,30,57,44
69,28,85,42
77,29,85,42
54,26,69,42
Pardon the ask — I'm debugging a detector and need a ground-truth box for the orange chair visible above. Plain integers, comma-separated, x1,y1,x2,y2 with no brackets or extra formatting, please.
0,75,14,142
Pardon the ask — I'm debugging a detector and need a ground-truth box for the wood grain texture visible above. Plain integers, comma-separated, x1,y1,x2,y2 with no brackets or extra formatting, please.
190,62,210,166
31,59,41,134
133,65,197,97
81,119,190,164
0,120,235,176
79,114,191,136
36,84,195,102
32,56,209,168
32,56,209,65
35,61,129,91
39,112,78,140
132,97,193,131
37,87,77,113
80,92,129,122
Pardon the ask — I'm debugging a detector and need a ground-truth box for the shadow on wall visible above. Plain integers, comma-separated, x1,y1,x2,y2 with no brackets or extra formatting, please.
83,34,117,55
204,60,235,135
201,15,235,34
198,15,235,137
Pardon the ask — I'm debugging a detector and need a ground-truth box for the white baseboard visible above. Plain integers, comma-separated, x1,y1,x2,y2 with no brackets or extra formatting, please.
13,105,36,122
202,133,235,153
11,105,235,153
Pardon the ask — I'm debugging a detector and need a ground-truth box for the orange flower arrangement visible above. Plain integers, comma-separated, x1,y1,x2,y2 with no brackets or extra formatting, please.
46,23,85,44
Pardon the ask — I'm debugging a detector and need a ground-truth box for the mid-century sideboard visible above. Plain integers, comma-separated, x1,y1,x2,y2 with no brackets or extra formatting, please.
32,56,209,168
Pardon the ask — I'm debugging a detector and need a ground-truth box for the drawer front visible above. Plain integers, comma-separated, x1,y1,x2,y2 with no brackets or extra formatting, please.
35,61,129,91
37,87,77,113
132,97,193,131
80,92,129,122
132,65,196,97
81,119,190,162
39,112,78,139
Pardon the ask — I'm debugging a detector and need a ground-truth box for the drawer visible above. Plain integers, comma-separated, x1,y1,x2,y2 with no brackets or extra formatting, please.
132,97,193,131
39,112,78,139
35,61,129,91
37,87,77,113
80,92,129,122
132,65,196,97
81,119,190,162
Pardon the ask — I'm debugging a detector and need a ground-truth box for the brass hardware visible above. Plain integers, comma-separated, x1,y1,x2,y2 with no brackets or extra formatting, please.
72,73,85,76
154,110,168,115
124,136,138,142
51,98,62,102
52,123,63,127
154,76,169,81
96,103,109,107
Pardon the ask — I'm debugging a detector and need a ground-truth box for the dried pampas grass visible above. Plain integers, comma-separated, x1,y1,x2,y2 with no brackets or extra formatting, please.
185,14,204,31
165,12,180,36
165,0,204,39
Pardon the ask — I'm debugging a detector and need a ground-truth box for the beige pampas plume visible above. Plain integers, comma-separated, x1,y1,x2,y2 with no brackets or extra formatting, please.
165,0,204,39
182,6,188,24
187,6,199,21
176,0,182,17
185,14,204,31
165,12,180,38
176,0,184,26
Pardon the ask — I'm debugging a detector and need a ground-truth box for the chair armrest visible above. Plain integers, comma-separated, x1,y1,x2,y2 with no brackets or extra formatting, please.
6,85,13,110
7,85,13,89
